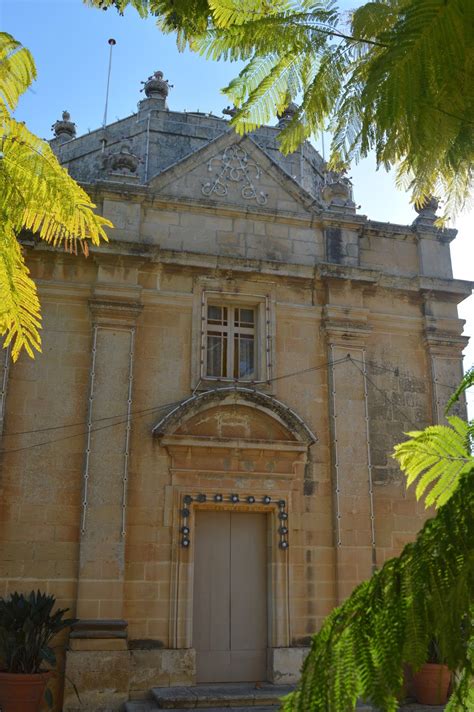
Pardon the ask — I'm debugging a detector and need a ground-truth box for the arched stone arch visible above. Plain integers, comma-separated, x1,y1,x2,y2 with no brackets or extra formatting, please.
153,388,317,662
152,386,317,445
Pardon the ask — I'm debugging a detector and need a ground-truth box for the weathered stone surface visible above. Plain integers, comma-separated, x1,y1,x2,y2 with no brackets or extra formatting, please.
1,77,470,712
130,649,195,693
63,650,131,711
268,647,309,684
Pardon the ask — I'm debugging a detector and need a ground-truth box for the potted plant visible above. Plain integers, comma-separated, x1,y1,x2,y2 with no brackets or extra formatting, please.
0,590,77,712
413,639,452,705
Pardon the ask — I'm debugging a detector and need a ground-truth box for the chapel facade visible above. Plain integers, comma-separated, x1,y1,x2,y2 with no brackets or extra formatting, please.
0,72,471,711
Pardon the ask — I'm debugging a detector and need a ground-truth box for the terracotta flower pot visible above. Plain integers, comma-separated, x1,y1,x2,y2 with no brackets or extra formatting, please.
413,663,451,705
0,671,51,712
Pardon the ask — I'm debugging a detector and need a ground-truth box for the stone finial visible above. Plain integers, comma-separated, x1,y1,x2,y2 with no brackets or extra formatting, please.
413,196,439,225
321,169,356,213
102,140,141,178
223,105,238,118
141,70,171,100
51,110,76,142
277,102,298,128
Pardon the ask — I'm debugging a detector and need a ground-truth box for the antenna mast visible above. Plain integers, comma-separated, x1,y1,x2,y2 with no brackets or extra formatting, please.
102,38,116,129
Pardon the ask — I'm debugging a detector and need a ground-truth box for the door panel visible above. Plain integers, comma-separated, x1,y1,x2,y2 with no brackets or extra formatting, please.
193,511,267,683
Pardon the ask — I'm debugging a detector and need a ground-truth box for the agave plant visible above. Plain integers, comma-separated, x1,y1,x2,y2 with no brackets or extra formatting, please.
0,590,76,674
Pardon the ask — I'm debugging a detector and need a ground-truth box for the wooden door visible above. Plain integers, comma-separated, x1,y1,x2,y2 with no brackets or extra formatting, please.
193,510,268,683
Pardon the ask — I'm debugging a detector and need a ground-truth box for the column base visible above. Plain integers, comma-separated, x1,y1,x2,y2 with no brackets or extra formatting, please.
63,649,131,712
64,647,196,710
268,647,309,684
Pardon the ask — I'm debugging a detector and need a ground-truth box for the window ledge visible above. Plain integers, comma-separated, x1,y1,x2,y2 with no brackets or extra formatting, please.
193,378,274,395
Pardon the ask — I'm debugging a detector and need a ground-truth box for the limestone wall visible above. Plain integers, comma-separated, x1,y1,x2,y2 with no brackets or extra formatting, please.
0,208,469,710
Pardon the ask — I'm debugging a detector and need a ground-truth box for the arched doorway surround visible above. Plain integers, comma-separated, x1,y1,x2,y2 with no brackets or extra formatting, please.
153,387,316,680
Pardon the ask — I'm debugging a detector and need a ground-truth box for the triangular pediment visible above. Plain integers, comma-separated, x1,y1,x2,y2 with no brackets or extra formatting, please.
147,131,321,216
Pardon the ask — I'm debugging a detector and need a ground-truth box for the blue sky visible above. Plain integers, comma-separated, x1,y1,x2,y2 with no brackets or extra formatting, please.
3,0,473,396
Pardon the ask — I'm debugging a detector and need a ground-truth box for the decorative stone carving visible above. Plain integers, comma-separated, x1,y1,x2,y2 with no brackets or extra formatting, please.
277,102,298,128
223,105,238,118
413,196,439,226
102,141,141,176
141,70,171,100
321,169,355,211
51,110,76,141
202,145,268,206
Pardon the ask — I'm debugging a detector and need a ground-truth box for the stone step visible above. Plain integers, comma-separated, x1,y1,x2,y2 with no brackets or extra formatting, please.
123,690,445,712
151,683,295,708
125,706,278,712
124,702,158,712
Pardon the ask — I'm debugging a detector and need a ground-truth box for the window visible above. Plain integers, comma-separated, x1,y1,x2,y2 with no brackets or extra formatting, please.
193,287,274,387
206,304,256,380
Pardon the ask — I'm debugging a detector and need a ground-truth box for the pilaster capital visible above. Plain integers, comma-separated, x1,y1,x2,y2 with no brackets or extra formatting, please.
424,315,469,357
322,304,371,347
89,286,143,328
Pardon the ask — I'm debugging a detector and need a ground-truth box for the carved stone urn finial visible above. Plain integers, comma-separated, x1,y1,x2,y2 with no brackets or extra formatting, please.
101,140,141,180
141,70,171,100
223,105,238,118
139,70,172,112
51,110,76,142
321,168,356,213
108,141,140,174
277,102,298,128
414,196,439,224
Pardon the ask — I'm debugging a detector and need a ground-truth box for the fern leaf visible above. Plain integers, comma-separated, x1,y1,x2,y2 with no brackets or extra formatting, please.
283,467,474,712
394,416,473,509
0,33,112,361
446,367,474,414
1,119,112,251
0,32,36,119
0,226,41,360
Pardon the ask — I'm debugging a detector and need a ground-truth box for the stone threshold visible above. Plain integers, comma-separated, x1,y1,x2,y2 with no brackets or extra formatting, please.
152,682,294,708
124,684,446,712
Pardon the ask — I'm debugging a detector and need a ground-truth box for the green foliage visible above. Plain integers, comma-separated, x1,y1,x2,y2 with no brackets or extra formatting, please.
87,0,474,220
86,0,211,46
0,32,112,361
393,416,473,508
0,32,35,121
282,468,474,712
447,367,474,416
281,373,474,711
0,590,76,674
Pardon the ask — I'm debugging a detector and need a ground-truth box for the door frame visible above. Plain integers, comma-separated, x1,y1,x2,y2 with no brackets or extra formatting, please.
168,487,291,652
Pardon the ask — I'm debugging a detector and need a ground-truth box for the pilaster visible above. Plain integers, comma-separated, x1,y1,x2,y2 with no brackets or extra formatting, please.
424,329,467,423
323,303,376,603
64,288,141,711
